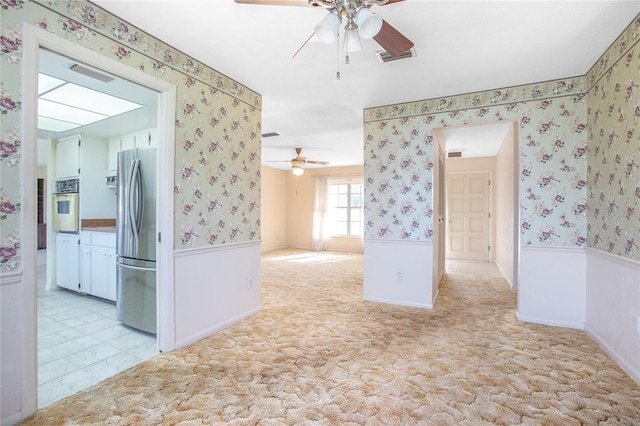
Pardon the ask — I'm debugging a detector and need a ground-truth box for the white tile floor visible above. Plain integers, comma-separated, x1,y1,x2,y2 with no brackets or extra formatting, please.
37,250,157,408
445,259,504,277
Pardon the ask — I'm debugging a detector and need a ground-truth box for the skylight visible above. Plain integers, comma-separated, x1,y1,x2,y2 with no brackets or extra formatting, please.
37,73,143,133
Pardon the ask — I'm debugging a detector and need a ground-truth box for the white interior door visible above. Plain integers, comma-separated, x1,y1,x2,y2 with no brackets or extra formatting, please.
446,172,491,261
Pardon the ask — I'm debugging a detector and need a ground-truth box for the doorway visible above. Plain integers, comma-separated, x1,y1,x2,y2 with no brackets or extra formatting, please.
433,121,519,289
22,25,176,413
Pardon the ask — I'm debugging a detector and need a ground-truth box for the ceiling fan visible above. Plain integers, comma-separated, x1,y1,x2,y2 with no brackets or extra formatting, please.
270,147,330,176
234,0,413,60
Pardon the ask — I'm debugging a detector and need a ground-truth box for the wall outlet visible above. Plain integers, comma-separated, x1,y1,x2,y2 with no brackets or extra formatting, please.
247,277,254,289
396,271,403,281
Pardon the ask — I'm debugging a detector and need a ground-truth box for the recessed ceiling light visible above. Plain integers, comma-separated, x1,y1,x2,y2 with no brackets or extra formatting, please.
38,74,65,95
37,73,143,133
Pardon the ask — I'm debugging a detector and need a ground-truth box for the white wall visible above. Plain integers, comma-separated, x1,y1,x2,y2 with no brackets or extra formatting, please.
173,242,262,348
585,249,640,384
518,246,586,329
1,275,23,425
363,239,435,308
260,166,287,252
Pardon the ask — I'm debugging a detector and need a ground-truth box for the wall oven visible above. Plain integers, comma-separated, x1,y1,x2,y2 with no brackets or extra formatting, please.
52,178,79,233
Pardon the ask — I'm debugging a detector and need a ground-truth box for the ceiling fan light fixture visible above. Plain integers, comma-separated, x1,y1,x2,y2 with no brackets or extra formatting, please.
314,11,340,44
355,7,382,39
292,165,304,176
343,28,362,53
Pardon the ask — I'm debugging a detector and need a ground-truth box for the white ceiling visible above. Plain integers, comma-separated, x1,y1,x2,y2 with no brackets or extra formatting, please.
91,0,640,169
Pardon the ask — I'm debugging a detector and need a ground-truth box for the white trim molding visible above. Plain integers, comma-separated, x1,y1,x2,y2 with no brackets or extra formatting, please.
0,271,22,286
363,239,435,309
517,245,586,329
584,248,640,386
174,239,261,257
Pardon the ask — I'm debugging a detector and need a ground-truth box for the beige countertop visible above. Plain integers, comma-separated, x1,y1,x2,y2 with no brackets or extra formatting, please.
82,226,116,233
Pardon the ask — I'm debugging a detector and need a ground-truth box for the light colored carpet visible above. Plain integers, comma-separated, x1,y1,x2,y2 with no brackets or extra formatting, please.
21,249,640,425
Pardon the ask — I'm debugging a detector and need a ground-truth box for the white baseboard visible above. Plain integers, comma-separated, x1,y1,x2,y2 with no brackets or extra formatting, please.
585,325,640,386
175,306,262,349
516,312,584,330
363,296,434,309
2,411,23,426
496,263,514,288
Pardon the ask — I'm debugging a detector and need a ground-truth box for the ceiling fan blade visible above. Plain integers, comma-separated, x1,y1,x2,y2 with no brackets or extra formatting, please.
234,0,310,6
306,160,330,165
294,33,325,60
373,19,414,58
267,160,294,162
383,0,405,4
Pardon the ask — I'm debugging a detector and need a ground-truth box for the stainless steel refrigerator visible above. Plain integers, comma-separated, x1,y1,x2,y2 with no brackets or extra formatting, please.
116,147,157,334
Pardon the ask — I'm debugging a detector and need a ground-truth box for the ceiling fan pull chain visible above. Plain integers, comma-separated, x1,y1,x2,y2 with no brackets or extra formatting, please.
336,26,341,80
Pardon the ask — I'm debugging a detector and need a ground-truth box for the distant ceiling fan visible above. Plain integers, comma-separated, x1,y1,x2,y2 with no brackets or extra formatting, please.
234,0,413,60
269,147,330,176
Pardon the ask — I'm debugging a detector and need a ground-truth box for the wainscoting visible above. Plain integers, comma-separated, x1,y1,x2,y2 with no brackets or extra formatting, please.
585,248,640,385
517,245,586,329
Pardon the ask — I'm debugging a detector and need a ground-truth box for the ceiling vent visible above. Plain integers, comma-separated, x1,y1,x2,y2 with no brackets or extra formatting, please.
375,47,416,63
447,151,462,158
67,63,115,83
261,132,280,138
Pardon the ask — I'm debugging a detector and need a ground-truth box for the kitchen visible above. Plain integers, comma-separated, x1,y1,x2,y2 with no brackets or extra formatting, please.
37,48,160,407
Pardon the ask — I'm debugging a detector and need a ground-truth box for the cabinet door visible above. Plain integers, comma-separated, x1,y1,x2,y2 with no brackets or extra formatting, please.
134,130,150,148
56,233,80,291
120,134,135,152
90,246,111,300
56,137,80,179
107,249,117,302
108,138,120,174
81,244,92,294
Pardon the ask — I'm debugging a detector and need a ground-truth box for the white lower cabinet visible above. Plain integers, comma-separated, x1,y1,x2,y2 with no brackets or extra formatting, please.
56,233,80,291
81,231,117,302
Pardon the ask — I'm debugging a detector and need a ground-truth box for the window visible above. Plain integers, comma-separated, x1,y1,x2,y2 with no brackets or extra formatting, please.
328,180,363,237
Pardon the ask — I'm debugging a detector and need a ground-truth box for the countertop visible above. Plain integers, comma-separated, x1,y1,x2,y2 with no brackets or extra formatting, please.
82,226,116,233
81,219,116,233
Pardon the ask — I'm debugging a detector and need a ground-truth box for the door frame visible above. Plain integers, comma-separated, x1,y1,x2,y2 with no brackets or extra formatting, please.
21,24,176,414
432,121,520,291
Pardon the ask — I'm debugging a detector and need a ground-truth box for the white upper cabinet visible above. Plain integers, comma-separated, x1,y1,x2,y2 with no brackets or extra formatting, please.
56,136,81,179
108,137,120,174
107,128,157,174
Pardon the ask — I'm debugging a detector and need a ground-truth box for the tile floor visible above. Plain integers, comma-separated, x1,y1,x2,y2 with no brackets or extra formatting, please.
445,258,504,277
37,250,157,408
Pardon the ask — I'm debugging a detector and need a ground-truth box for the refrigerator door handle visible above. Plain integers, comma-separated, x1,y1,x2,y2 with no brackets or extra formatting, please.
128,159,143,239
133,159,144,235
117,262,155,272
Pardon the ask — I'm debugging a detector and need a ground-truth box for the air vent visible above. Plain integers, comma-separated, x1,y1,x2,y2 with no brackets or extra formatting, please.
448,151,462,158
68,63,115,83
261,132,280,138
375,47,416,63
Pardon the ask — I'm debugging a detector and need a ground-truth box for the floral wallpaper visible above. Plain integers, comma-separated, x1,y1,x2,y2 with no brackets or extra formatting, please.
0,0,261,271
586,28,640,260
364,87,589,247
364,13,640,262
